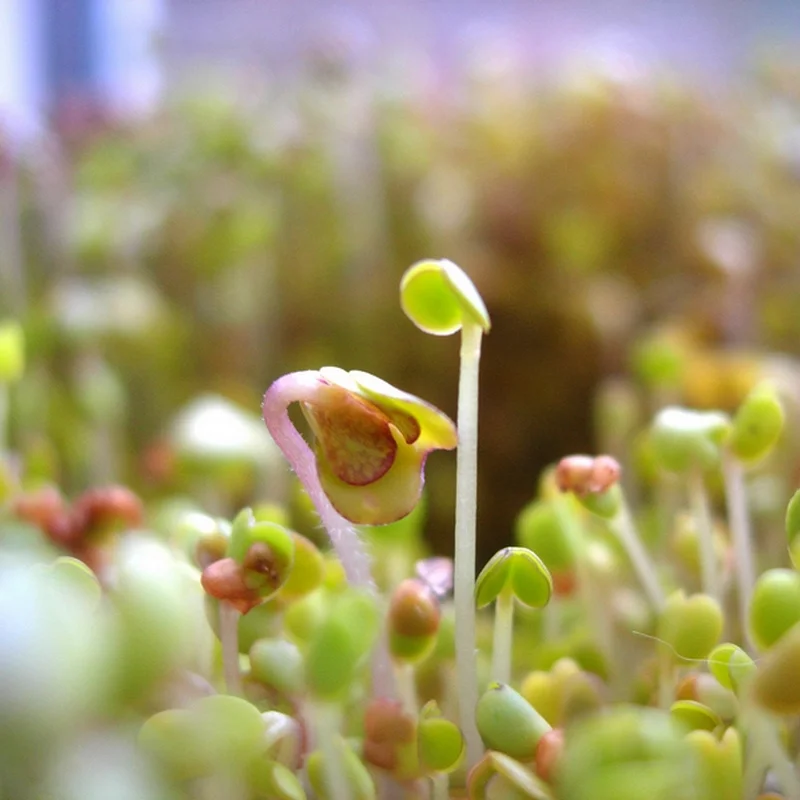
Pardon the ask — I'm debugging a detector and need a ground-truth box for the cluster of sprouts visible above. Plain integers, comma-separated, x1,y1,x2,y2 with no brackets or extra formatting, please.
2,261,800,800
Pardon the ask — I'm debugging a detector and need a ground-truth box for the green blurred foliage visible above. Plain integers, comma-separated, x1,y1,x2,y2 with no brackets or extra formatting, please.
3,58,800,561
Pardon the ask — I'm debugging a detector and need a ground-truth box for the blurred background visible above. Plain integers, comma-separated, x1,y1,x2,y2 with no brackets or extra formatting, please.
2,0,800,563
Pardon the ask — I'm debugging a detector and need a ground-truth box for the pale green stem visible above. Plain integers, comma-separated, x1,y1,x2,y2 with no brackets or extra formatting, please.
542,598,560,641
313,702,349,800
688,467,719,603
453,321,483,768
394,661,418,717
218,602,243,696
491,589,515,686
721,449,756,652
744,709,800,800
613,497,667,612
431,773,449,800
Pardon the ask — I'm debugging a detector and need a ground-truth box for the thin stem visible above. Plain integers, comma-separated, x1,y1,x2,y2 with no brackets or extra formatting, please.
313,702,349,800
722,449,756,651
453,321,483,768
744,709,800,800
688,468,719,603
490,589,515,686
262,372,373,588
431,774,449,800
613,497,667,612
394,661,418,717
218,602,243,696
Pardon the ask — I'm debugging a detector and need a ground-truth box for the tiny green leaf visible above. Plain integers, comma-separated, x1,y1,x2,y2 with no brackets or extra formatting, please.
418,701,465,773
684,728,742,800
468,751,554,800
749,568,800,650
247,759,307,800
400,258,490,336
707,643,756,694
650,407,731,474
475,683,552,760
138,709,210,781
785,489,800,546
250,638,305,695
728,383,784,462
475,547,553,610
751,621,800,714
657,591,724,662
305,589,380,701
278,532,325,600
556,706,700,800
630,330,687,390
515,500,576,572
47,556,102,608
669,700,721,732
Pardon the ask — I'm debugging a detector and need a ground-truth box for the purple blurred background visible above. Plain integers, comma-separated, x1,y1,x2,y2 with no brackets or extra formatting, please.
2,0,800,139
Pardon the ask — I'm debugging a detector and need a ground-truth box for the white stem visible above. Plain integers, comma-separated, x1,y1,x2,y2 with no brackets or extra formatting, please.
431,773,449,800
688,468,719,603
313,702,349,800
614,498,667,612
394,661,418,717
262,372,373,588
722,449,756,651
453,321,483,768
744,709,800,800
490,590,515,686
218,602,242,696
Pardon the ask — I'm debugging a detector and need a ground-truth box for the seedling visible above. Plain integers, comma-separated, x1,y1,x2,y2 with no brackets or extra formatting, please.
401,258,491,767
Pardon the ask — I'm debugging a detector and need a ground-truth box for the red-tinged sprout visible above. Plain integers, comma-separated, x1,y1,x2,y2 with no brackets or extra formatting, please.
535,728,565,784
362,698,417,775
72,485,144,534
201,558,261,615
12,485,68,531
555,454,621,496
262,368,456,589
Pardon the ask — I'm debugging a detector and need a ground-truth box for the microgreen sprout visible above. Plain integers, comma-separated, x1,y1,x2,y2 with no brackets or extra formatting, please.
651,407,731,604
475,683,552,760
556,454,666,611
262,367,456,588
400,257,491,767
656,590,723,708
387,577,442,714
475,546,553,685
721,383,785,651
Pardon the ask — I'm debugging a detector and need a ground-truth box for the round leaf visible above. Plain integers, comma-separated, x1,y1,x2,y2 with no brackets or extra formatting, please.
400,259,490,336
